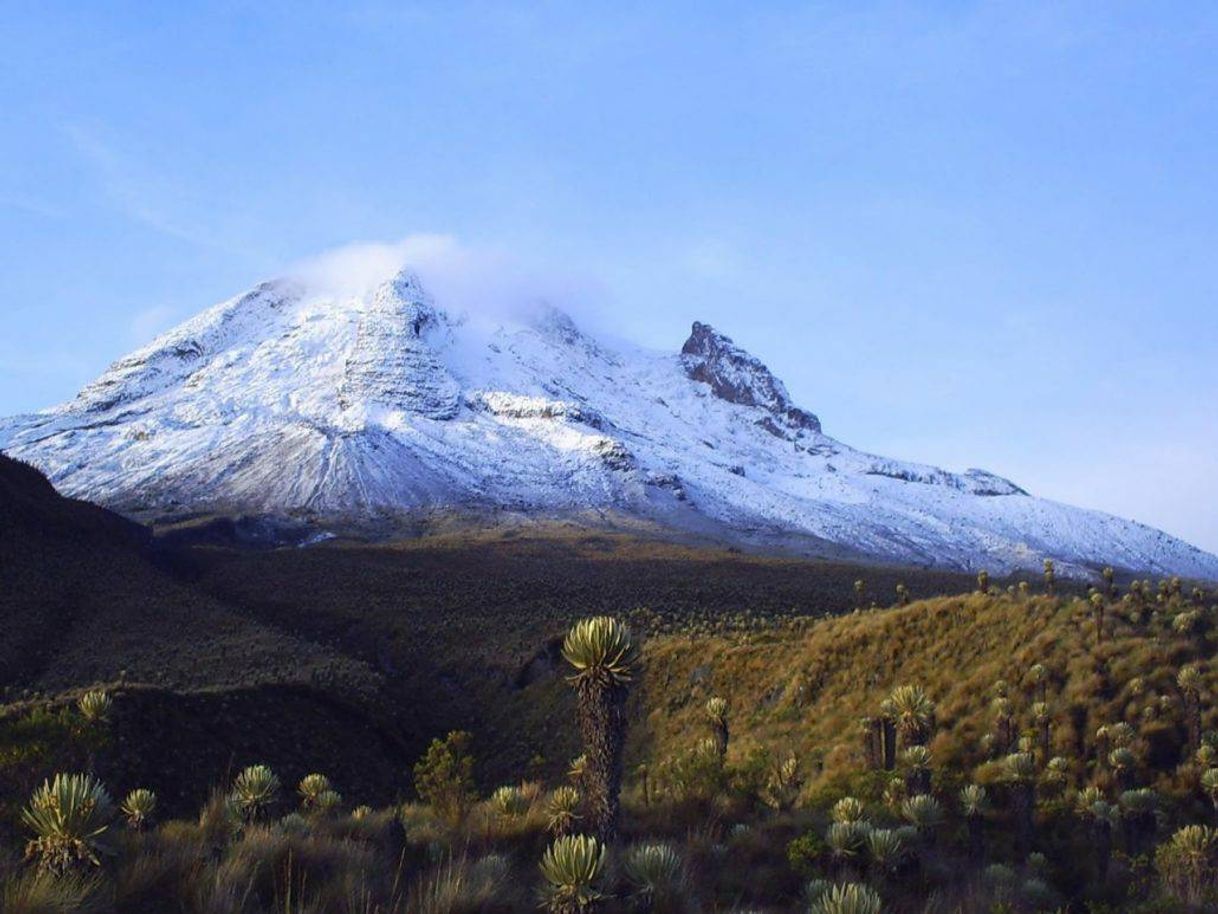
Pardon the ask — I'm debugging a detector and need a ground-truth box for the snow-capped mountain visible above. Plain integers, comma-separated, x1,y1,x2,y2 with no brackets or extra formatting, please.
2,266,1216,579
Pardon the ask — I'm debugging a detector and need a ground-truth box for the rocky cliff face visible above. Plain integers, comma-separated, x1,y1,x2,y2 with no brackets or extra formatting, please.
681,322,821,436
2,264,1216,579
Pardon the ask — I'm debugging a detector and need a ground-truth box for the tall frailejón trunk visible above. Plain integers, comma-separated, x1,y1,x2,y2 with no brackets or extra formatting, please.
882,719,897,770
861,718,884,770
1094,820,1112,884
967,814,985,866
1013,783,1035,858
577,675,627,845
712,719,729,761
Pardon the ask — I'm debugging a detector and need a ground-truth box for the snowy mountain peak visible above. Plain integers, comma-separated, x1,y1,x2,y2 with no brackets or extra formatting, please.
379,269,430,304
2,263,1216,580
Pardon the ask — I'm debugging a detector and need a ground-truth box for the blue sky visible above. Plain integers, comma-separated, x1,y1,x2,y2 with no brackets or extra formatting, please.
2,2,1216,552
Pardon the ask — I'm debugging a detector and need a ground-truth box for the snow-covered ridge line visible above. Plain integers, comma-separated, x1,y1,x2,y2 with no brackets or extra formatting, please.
2,265,1215,580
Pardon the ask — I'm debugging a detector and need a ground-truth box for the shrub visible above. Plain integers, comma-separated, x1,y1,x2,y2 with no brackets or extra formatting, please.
887,685,935,747
826,821,869,865
297,773,332,809
622,842,683,908
1155,824,1218,905
1043,756,1069,792
307,789,341,816
21,773,116,873
120,788,157,831
227,760,278,828
831,797,868,825
76,691,112,725
1021,876,1055,909
279,812,310,836
229,764,280,822
808,882,883,914
539,834,606,914
491,785,530,818
762,754,802,811
413,730,477,826
805,878,833,906
1109,747,1138,788
900,794,944,831
960,784,988,817
1201,768,1218,815
865,827,906,875
900,745,932,794
984,862,1018,902
546,786,582,837
787,830,828,878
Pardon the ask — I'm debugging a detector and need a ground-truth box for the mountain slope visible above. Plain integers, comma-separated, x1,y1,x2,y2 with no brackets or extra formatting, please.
2,267,1215,578
0,452,422,813
0,452,381,695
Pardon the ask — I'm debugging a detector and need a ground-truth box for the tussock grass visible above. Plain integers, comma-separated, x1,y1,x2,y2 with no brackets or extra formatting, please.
639,593,1216,797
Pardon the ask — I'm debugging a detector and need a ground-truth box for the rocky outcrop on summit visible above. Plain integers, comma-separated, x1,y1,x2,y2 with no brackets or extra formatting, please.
681,322,821,435
2,263,1216,579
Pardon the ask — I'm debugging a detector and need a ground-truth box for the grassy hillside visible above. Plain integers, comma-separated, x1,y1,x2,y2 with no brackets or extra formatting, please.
178,532,985,781
638,591,1215,796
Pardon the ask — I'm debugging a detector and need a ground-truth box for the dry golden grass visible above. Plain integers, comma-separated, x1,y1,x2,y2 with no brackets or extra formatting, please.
637,593,1215,795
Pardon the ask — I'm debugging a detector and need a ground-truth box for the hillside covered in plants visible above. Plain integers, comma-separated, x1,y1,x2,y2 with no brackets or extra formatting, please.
3,559,1217,912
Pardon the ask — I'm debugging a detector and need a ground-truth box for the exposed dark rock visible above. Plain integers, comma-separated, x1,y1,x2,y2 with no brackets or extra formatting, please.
648,473,686,500
864,461,1026,497
592,438,634,471
680,322,821,435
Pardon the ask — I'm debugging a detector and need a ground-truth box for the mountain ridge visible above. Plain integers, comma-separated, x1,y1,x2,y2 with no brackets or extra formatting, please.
2,264,1216,580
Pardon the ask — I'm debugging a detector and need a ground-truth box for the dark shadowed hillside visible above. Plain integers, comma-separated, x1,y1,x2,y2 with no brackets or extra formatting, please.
0,454,404,817
0,454,380,695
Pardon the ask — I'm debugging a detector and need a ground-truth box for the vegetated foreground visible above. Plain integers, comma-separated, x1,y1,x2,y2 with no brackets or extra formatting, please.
4,535,1218,910
5,453,1218,910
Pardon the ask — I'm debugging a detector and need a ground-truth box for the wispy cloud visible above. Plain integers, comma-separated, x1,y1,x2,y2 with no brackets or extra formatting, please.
286,235,609,329
59,121,257,260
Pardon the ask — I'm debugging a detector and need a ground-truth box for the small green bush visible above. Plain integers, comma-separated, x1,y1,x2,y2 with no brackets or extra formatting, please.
413,731,477,826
